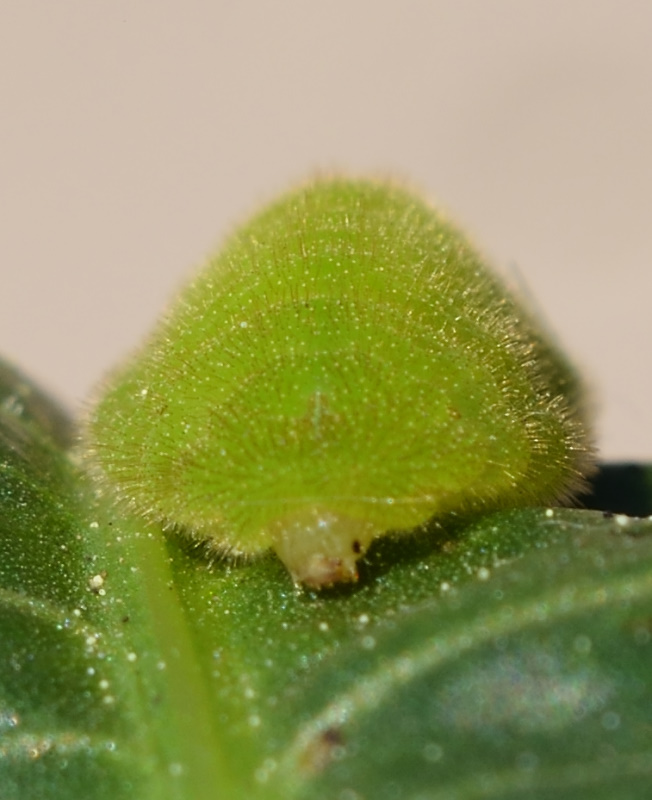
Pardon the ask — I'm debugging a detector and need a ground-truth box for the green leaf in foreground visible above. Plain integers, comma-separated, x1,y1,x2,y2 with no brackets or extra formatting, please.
1,362,651,799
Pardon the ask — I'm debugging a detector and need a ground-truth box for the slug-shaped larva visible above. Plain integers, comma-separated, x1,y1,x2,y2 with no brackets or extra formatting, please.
86,177,594,588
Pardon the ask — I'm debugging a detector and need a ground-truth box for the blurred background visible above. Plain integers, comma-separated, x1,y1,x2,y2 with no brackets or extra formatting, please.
1,1,650,460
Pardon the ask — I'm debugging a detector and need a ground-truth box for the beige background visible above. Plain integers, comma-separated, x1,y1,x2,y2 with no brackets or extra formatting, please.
1,1,650,460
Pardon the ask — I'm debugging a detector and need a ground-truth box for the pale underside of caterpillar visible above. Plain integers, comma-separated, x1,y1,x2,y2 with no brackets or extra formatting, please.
86,177,595,588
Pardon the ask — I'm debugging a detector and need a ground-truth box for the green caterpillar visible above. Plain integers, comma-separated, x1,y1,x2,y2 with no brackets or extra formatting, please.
86,177,594,587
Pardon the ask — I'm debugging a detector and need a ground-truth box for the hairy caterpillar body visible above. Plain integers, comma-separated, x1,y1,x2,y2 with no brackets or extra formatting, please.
86,177,594,587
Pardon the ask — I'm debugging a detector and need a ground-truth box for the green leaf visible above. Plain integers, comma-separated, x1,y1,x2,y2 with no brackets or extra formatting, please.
0,363,156,797
0,360,73,448
1,361,651,799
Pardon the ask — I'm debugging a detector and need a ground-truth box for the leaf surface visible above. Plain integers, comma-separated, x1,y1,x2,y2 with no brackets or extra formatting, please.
1,362,651,799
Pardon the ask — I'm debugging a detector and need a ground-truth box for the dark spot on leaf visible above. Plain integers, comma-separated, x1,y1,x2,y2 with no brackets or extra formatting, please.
300,727,346,774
